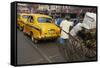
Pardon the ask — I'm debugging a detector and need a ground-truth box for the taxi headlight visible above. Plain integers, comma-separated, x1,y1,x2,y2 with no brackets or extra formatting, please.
39,36,41,38
39,28,42,35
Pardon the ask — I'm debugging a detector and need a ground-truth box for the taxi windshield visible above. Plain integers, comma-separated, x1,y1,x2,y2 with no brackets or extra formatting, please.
38,17,52,23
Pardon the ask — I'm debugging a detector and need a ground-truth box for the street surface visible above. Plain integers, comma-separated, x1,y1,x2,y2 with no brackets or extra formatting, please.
17,30,66,65
17,30,96,65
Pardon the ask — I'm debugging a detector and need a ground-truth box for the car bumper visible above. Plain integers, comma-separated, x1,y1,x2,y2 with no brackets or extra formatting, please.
36,34,60,40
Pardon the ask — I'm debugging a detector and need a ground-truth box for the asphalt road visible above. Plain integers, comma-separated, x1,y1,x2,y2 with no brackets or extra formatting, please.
17,29,96,65
17,30,67,65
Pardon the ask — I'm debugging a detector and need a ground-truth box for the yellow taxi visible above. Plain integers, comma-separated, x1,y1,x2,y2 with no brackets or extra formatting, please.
23,14,61,43
17,13,31,30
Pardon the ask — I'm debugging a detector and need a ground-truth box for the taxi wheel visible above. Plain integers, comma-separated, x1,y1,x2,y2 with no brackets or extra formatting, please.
31,33,38,43
23,27,27,35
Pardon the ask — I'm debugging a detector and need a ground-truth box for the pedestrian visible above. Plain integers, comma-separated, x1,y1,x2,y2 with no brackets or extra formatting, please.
58,17,73,62
55,18,63,26
70,22,82,37
72,17,80,27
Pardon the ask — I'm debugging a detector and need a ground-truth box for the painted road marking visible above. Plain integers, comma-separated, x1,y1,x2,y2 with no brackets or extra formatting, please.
24,35,52,63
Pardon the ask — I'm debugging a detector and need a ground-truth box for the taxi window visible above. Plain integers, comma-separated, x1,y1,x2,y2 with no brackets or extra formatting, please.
28,16,34,23
38,17,52,23
22,15,29,19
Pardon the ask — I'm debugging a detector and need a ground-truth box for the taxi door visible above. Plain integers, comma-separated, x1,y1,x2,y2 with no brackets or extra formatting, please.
25,16,34,35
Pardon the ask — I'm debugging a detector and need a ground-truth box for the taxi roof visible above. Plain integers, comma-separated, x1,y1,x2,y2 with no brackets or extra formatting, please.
19,13,52,19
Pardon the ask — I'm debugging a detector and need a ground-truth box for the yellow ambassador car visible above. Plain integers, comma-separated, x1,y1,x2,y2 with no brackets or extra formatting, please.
17,13,31,31
23,14,61,43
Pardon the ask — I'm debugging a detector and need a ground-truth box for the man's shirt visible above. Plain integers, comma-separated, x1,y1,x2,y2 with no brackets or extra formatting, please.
56,18,63,26
60,20,73,39
70,23,82,36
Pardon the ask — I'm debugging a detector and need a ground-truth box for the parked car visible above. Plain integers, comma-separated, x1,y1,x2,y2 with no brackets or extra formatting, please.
23,14,61,43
